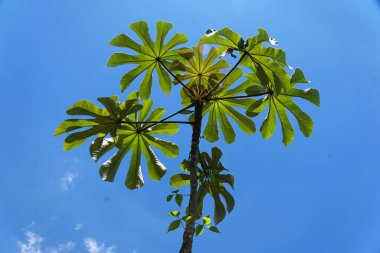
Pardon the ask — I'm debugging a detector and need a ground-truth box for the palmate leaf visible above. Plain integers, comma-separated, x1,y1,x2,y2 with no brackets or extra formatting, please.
200,27,290,94
170,147,234,224
54,96,141,151
107,20,192,99
245,68,320,145
96,92,180,190
170,45,229,103
171,46,229,88
203,68,256,144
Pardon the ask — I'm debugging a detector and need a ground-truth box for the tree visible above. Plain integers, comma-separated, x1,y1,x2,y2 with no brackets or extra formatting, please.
55,20,319,253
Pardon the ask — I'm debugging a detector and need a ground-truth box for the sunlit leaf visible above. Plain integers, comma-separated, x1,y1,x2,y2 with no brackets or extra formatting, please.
108,21,191,98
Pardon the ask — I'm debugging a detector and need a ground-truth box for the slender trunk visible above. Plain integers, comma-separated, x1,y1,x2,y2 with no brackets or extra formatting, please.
179,102,203,253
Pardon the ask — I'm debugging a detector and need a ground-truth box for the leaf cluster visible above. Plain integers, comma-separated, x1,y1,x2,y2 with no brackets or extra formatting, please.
55,21,320,238
170,147,234,224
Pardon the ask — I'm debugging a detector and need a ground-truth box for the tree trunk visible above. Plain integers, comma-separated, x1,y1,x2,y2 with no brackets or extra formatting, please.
179,102,203,253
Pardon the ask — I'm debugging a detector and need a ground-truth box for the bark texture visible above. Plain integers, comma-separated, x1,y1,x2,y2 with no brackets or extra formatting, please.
179,102,203,253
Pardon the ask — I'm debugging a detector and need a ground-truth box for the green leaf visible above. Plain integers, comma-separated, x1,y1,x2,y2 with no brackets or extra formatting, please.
206,226,220,233
138,100,153,121
202,69,256,144
96,96,179,189
219,186,235,213
140,138,167,181
139,64,155,99
245,28,270,51
284,88,320,106
166,194,173,202
155,21,173,54
246,97,269,117
109,21,188,97
250,58,290,94
211,147,223,165
175,194,183,207
200,27,242,51
216,106,236,144
173,46,229,92
99,135,135,182
168,211,180,217
249,46,287,66
222,103,256,134
181,216,194,222
215,174,234,189
145,135,179,158
202,216,211,225
195,225,204,236
125,136,144,189
109,33,150,55
145,107,165,122
195,147,235,224
170,173,190,187
90,137,115,162
156,63,172,94
203,106,219,142
149,123,179,136
107,96,179,188
245,85,267,95
167,220,181,232
260,97,277,139
277,96,314,137
66,100,107,117
290,68,309,85
248,78,319,145
107,53,148,67
120,64,152,92
197,182,208,216
130,21,156,55
272,98,295,146
55,96,139,151
54,119,98,136
211,183,226,225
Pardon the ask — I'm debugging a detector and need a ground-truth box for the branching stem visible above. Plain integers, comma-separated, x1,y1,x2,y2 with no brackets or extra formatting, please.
141,104,195,131
121,120,193,125
158,60,194,96
205,52,248,97
179,102,203,253
203,92,270,101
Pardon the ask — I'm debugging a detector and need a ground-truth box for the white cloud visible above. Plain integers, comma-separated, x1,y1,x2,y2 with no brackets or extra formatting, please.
84,238,115,253
17,231,43,253
17,231,75,253
46,242,75,253
60,172,77,191
74,223,83,231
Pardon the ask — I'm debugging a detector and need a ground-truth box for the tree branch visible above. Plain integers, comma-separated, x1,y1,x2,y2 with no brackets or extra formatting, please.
158,60,194,96
140,104,195,131
121,120,194,125
205,52,248,97
203,92,270,101
180,102,203,253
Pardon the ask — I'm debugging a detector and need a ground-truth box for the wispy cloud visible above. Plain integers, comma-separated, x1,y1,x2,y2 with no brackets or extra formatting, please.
46,242,75,253
60,172,77,191
17,231,75,253
74,223,83,231
83,238,115,253
17,231,43,253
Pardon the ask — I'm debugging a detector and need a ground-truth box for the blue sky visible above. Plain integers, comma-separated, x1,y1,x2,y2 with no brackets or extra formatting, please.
1,0,380,252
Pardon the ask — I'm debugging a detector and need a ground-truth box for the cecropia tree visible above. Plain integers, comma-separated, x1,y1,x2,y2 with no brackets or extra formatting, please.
55,20,319,253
